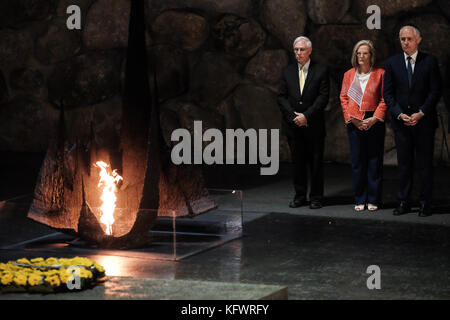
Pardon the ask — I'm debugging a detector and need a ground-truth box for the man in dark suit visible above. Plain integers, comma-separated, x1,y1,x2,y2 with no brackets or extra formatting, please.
277,36,330,209
383,25,442,216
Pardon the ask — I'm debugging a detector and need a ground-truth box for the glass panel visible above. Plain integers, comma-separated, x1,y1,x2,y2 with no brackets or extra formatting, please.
3,189,243,262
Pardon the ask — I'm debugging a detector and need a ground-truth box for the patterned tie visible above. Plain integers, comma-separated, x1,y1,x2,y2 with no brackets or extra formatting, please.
299,65,305,95
407,56,413,87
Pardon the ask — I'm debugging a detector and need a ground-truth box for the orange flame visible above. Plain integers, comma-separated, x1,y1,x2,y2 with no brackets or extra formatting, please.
95,161,123,236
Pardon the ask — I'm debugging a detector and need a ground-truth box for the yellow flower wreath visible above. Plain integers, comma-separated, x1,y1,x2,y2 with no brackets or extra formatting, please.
0,256,106,293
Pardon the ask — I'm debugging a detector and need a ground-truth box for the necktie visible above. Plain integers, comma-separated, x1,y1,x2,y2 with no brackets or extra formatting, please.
299,66,305,94
407,56,413,87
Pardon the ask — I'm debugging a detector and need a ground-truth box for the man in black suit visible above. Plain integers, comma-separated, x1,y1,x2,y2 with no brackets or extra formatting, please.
383,25,442,216
277,36,330,209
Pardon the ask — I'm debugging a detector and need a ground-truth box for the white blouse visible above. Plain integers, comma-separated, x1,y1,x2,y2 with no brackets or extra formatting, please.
356,70,371,94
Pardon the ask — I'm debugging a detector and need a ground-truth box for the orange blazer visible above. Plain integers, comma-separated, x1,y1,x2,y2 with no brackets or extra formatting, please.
340,67,387,123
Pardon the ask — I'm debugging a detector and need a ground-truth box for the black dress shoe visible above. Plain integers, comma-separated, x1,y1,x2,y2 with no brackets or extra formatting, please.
289,198,306,208
393,201,411,216
393,202,411,216
309,200,323,209
418,204,432,217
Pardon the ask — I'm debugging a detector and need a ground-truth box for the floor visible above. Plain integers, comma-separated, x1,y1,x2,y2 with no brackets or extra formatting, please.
1,152,450,299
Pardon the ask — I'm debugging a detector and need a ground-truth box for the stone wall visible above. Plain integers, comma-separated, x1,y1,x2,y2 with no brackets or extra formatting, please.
0,0,449,165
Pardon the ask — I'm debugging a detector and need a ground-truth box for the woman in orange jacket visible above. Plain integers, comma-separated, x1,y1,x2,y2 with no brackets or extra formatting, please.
340,40,387,212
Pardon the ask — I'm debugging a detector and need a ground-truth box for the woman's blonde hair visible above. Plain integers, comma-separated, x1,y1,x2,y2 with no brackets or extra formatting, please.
351,40,375,68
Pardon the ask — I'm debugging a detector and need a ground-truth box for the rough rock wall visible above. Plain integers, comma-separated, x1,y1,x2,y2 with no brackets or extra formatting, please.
0,0,449,165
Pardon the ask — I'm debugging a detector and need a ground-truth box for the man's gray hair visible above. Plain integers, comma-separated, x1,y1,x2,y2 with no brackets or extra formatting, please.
293,36,312,48
399,25,421,38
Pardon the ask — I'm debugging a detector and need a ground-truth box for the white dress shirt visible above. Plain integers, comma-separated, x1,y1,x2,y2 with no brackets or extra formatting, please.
298,59,311,80
404,51,418,72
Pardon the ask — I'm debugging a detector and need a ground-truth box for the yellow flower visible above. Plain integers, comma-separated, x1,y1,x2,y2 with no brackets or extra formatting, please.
34,270,44,276
46,275,61,287
93,263,105,273
1,273,13,285
28,274,43,286
3,264,17,272
46,270,59,276
58,258,71,266
17,258,31,265
30,257,44,264
13,274,27,286
80,269,93,279
45,257,59,265
59,272,70,285
72,257,93,267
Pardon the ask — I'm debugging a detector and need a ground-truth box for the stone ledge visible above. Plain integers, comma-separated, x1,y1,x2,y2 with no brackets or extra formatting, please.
1,276,288,300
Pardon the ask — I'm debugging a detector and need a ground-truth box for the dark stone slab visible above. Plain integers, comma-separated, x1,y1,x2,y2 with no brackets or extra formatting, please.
233,84,281,130
150,45,189,101
189,52,241,108
212,15,266,58
259,0,307,51
10,68,44,91
307,0,351,24
1,277,287,300
0,0,51,28
0,29,33,68
245,49,289,88
352,0,432,19
151,11,209,51
310,25,390,68
147,0,253,19
83,0,130,49
437,0,450,20
35,18,82,65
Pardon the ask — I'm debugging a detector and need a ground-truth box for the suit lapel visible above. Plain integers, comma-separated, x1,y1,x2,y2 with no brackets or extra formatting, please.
289,64,301,99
